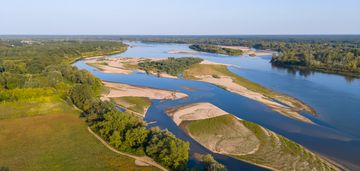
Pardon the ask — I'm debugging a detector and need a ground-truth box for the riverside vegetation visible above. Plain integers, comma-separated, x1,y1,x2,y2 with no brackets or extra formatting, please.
189,44,243,56
0,40,192,170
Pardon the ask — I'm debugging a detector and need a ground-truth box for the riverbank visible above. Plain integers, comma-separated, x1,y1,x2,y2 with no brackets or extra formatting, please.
102,81,188,101
189,44,273,56
166,103,339,171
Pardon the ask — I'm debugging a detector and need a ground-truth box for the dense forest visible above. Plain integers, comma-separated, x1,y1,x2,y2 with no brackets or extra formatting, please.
0,40,190,170
129,36,360,76
138,57,203,76
270,43,360,76
189,44,243,56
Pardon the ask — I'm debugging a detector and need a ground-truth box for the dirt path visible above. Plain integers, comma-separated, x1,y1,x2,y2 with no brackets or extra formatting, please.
87,127,168,171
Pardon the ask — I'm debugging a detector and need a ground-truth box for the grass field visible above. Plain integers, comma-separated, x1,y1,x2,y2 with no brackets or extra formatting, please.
184,114,338,171
184,64,316,115
111,96,152,116
0,97,74,120
0,100,158,171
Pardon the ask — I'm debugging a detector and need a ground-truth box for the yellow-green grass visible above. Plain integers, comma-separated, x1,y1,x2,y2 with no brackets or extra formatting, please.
184,64,316,115
0,97,74,120
111,96,152,116
122,62,140,70
0,102,158,171
86,62,106,71
183,115,338,171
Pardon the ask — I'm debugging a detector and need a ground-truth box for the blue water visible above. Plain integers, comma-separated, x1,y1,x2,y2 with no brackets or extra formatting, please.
75,41,360,170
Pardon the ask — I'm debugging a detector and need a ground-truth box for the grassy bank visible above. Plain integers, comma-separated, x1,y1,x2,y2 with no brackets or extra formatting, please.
111,96,152,116
183,114,338,171
189,44,243,56
0,102,157,171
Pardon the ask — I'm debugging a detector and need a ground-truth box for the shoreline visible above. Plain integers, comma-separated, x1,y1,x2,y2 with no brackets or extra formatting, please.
101,81,188,101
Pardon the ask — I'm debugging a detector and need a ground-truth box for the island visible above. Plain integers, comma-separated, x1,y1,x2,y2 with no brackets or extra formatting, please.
166,102,339,171
189,44,244,56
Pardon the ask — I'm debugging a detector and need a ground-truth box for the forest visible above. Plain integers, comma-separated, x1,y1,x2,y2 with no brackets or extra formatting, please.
0,40,190,170
189,44,243,56
138,57,203,76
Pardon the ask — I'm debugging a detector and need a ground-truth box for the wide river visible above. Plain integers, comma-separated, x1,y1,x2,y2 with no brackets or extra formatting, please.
75,41,360,170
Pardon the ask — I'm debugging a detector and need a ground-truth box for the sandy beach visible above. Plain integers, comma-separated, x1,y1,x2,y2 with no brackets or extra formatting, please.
166,102,228,125
194,75,314,124
218,45,273,56
101,81,188,101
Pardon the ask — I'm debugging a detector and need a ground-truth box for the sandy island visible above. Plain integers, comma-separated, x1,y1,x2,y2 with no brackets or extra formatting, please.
165,103,339,171
183,63,315,124
101,81,188,101
166,102,228,125
196,75,313,124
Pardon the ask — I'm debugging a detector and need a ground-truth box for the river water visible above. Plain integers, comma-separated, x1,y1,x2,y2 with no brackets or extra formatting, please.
75,41,360,170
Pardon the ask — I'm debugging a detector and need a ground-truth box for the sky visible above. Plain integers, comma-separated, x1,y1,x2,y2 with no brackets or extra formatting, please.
0,0,359,35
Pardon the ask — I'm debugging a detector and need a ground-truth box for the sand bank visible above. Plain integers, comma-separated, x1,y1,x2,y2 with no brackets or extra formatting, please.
101,81,188,101
166,102,228,125
197,75,313,123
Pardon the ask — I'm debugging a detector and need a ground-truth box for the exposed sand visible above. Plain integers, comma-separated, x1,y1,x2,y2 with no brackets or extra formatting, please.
85,57,177,79
168,50,199,54
200,60,230,66
166,103,260,155
166,103,228,125
102,81,188,101
218,45,274,57
219,45,252,51
85,57,143,74
196,75,314,124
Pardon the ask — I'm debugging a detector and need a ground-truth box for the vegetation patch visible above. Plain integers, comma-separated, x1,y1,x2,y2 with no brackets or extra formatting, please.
189,44,243,56
185,115,260,155
0,97,74,120
138,57,203,76
111,96,152,116
235,120,339,170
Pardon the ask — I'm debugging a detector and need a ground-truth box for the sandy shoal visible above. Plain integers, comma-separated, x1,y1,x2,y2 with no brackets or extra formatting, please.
166,102,228,125
101,81,188,101
196,75,313,124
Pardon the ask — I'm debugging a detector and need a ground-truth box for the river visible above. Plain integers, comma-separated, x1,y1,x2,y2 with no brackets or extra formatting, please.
75,41,360,170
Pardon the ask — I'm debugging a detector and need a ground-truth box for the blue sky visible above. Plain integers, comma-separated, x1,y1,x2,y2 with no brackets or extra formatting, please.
0,0,359,35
